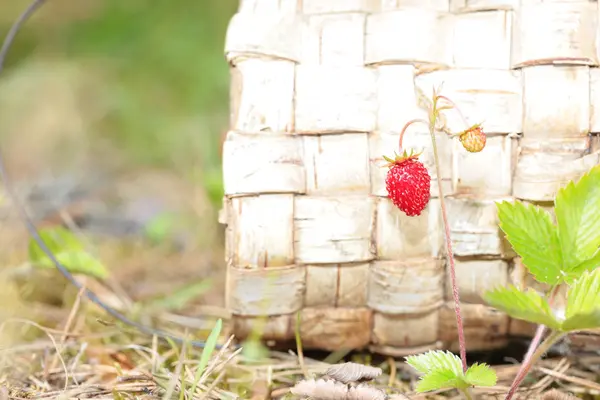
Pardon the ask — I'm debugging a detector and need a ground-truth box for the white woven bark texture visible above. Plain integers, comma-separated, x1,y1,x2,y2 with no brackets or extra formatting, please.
220,0,600,356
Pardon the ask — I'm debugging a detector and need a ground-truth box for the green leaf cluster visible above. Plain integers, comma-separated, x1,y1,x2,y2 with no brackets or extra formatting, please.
405,350,497,393
484,267,600,332
28,226,108,279
496,164,600,286
486,165,600,330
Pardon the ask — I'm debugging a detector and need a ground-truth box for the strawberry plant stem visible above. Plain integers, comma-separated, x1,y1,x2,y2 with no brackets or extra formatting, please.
461,388,474,400
398,118,430,150
505,285,560,399
437,95,470,128
428,116,468,373
504,330,564,400
398,94,469,373
504,325,546,400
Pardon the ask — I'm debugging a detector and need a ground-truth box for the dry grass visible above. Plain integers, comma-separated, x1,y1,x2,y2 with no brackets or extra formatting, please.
1,285,599,400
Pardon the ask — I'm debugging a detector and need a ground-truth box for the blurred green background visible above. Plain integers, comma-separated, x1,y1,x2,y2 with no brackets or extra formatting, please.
0,0,239,338
1,0,236,184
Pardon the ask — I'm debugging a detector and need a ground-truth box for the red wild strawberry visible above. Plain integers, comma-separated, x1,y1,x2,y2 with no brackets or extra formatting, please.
458,124,486,153
383,150,431,217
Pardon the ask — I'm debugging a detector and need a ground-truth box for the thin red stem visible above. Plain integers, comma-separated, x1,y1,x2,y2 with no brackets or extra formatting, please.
429,94,468,372
436,95,470,130
400,91,469,372
504,325,545,400
438,176,468,372
398,118,430,151
505,330,564,400
505,286,560,400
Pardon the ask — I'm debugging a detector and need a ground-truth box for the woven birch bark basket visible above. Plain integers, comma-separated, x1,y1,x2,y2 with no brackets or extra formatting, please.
219,0,600,356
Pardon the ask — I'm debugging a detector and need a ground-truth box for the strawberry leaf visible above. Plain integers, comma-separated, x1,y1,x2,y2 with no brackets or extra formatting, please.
406,351,496,393
406,351,466,393
562,269,600,331
568,248,600,283
465,363,497,387
561,311,600,332
482,285,560,330
405,350,463,375
555,164,600,278
496,200,563,285
415,369,465,393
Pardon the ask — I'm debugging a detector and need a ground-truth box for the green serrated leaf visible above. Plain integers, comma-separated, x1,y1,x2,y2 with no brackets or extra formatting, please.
405,350,463,376
555,164,600,273
415,369,465,393
569,249,600,281
561,311,600,331
482,285,560,329
496,200,563,285
565,268,600,319
406,351,469,393
465,363,497,387
404,350,496,393
562,269,600,331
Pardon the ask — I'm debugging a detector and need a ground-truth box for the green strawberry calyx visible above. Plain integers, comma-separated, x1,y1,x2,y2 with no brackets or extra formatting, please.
382,148,423,168
452,122,484,139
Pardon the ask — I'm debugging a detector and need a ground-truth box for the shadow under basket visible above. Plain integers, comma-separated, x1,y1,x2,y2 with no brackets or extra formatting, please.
219,0,600,356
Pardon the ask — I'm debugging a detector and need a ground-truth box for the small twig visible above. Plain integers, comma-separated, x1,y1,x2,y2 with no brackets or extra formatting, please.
533,360,570,395
152,334,159,374
0,318,70,391
199,367,228,400
388,357,397,389
536,365,600,392
295,311,308,379
163,334,189,400
47,286,86,376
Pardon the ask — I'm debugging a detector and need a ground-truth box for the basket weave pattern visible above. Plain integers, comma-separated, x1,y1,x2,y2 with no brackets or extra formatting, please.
220,0,600,356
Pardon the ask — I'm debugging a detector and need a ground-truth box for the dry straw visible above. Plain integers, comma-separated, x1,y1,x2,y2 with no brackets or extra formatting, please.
220,0,600,356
